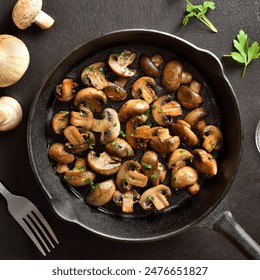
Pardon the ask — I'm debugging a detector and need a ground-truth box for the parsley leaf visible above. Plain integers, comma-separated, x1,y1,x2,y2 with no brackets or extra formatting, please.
182,0,217,33
224,30,260,78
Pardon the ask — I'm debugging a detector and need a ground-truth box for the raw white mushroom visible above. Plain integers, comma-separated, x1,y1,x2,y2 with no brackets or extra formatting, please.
0,34,30,87
0,96,23,131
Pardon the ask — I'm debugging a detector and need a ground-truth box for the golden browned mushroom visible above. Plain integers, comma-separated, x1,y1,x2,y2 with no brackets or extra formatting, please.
201,125,223,152
64,158,96,187
113,189,140,213
139,185,172,211
86,179,116,207
171,166,198,190
70,105,94,132
103,82,127,102
171,120,199,147
55,79,79,102
177,80,203,109
91,108,120,145
193,149,217,176
161,59,192,92
12,0,54,30
87,151,121,176
131,76,157,104
140,150,160,186
139,54,161,77
149,127,180,156
105,138,134,158
118,99,150,123
151,95,182,126
74,87,107,112
48,143,75,164
51,111,70,134
115,160,148,192
184,108,209,129
167,148,194,169
108,49,137,77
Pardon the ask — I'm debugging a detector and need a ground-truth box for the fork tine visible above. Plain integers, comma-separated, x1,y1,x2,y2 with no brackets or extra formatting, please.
29,212,55,249
19,219,46,256
24,215,51,254
32,208,59,245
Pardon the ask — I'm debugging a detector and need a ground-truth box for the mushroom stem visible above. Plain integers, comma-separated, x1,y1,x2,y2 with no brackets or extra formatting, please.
34,10,54,29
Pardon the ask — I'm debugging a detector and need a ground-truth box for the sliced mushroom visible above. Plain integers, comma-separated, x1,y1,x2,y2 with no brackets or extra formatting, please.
81,62,109,90
105,138,134,158
63,126,86,146
193,149,217,176
48,143,75,163
55,163,69,174
140,151,160,185
113,76,129,88
70,105,94,132
125,115,149,150
139,55,161,77
103,82,127,102
184,108,209,129
64,158,96,187
177,80,203,109
171,166,198,190
133,125,156,139
108,49,137,78
151,95,182,126
87,151,121,176
139,185,171,211
91,108,120,145
158,162,167,183
52,111,70,134
201,125,223,152
74,87,107,112
113,189,140,213
161,59,192,92
116,160,148,192
118,99,149,123
167,148,194,169
55,78,79,102
86,179,116,207
171,120,199,147
131,76,157,104
149,127,180,156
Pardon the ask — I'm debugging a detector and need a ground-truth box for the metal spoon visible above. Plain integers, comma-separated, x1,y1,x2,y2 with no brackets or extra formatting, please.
256,120,260,153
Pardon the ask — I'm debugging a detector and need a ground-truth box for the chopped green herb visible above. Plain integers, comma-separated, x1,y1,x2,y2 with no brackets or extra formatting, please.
150,173,158,180
119,129,126,138
141,162,152,169
112,140,122,150
147,196,153,202
151,105,157,110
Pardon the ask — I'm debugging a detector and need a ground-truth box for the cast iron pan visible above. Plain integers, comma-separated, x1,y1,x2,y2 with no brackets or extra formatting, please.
28,29,260,259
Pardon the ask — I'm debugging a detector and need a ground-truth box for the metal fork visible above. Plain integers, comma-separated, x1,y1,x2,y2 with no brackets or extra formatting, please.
0,182,59,256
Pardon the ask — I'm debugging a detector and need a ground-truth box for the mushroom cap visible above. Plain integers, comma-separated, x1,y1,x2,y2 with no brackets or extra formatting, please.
52,111,70,134
167,148,194,169
105,138,134,158
141,150,160,185
184,108,209,129
193,148,217,176
171,166,198,189
201,125,223,152
139,184,172,211
48,142,75,164
177,84,203,109
104,82,127,102
161,59,183,91
12,0,42,30
86,179,116,207
55,79,78,102
139,55,160,77
87,150,121,175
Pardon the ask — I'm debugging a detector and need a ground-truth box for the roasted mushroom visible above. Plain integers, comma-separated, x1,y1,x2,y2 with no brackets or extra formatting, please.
149,127,180,156
81,62,109,90
105,138,134,158
70,105,94,132
103,82,127,102
139,185,172,211
131,76,157,104
115,160,148,192
193,149,217,176
91,108,120,145
140,151,160,185
108,49,137,78
201,125,223,152
161,59,192,92
87,151,121,176
86,179,116,207
171,120,199,147
184,108,209,129
118,99,150,123
151,95,182,126
55,79,78,102
64,158,96,187
48,143,75,164
113,189,140,213
177,80,203,109
167,148,194,169
139,54,161,77
52,111,70,134
171,166,198,190
74,87,107,112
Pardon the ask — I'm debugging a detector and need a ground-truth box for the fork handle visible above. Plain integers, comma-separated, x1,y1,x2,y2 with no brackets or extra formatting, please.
0,182,12,199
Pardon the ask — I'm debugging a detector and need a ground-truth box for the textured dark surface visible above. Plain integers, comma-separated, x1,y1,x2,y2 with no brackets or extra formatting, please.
0,0,260,260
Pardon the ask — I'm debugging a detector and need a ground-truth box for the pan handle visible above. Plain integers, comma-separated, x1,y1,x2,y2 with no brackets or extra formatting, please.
199,196,260,259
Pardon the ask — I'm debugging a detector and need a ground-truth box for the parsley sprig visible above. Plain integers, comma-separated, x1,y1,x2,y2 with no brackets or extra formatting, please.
224,30,260,78
182,0,217,33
